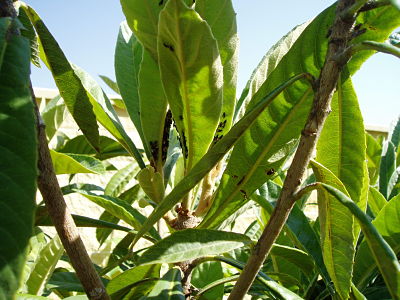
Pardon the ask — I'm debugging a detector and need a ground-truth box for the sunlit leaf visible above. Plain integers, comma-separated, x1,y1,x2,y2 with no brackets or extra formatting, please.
138,229,252,265
0,17,37,300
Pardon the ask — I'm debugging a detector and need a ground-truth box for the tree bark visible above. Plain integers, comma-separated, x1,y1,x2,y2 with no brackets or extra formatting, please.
31,87,110,300
228,1,358,298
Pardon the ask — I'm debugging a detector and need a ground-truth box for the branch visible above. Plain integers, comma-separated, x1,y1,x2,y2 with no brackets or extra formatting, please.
31,87,110,300
227,1,358,298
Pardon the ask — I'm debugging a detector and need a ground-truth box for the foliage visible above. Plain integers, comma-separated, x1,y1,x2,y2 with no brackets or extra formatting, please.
1,0,400,299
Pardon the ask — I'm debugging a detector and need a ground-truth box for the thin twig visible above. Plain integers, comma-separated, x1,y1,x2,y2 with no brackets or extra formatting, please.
227,1,358,298
31,86,110,300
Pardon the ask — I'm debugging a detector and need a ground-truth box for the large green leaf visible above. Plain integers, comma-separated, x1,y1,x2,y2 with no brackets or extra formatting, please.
380,141,397,199
195,0,239,137
120,0,166,60
316,70,368,246
146,267,185,300
131,73,310,247
366,133,382,185
310,161,355,300
191,261,224,300
71,64,144,168
138,49,168,169
138,229,252,265
106,264,160,299
202,2,400,231
354,193,400,291
50,150,105,174
114,21,149,159
270,244,315,278
234,20,310,119
78,191,160,241
24,236,63,295
321,185,400,300
200,7,331,229
21,5,100,151
157,0,223,171
0,17,37,300
317,70,367,212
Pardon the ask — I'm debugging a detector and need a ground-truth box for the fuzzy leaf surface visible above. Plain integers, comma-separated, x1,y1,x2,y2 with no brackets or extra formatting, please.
0,18,37,300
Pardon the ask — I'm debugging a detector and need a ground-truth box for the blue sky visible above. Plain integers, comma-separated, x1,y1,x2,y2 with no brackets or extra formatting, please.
28,0,399,127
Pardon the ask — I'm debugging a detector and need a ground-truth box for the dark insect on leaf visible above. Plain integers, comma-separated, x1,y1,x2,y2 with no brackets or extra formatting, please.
162,110,172,163
266,168,275,175
159,0,164,6
163,42,174,52
237,176,245,186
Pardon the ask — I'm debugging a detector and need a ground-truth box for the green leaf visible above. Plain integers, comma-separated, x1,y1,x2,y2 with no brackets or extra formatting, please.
390,116,400,149
146,267,184,300
47,271,109,294
366,133,382,185
388,167,400,199
215,256,303,300
58,135,129,160
138,49,168,169
132,73,311,247
317,70,367,211
380,141,397,199
137,166,165,203
195,0,239,136
270,244,315,278
24,236,63,295
191,262,224,300
0,18,37,300
316,70,368,245
99,75,120,95
158,0,223,171
310,160,355,300
138,229,252,265
97,182,140,245
234,20,310,119
114,21,150,159
78,191,161,241
200,8,331,230
41,95,66,141
354,193,400,290
34,206,133,233
105,164,139,197
252,191,331,288
368,186,387,218
16,5,40,67
21,5,100,151
120,0,165,60
320,185,400,300
50,150,105,174
71,64,145,168
203,2,400,230
106,264,160,299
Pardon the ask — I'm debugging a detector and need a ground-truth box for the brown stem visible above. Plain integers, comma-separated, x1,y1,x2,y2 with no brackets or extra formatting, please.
31,87,110,300
228,1,357,299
